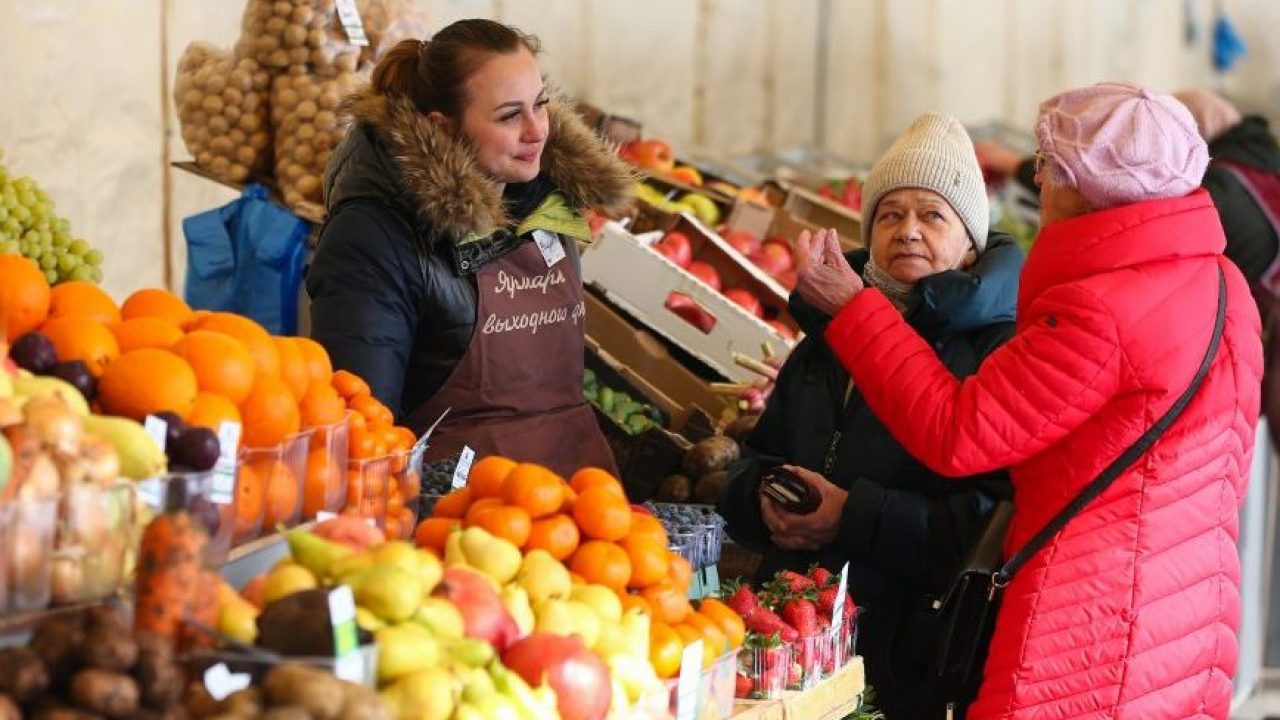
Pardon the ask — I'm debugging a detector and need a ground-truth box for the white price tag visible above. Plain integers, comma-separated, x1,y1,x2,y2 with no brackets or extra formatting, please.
451,446,475,489
333,651,365,683
203,663,251,701
675,640,703,720
210,422,241,505
316,511,338,522
144,415,168,452
533,230,566,267
831,562,850,633
334,0,369,46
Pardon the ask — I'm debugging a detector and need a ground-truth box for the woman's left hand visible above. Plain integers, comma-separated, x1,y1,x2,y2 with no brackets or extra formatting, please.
795,228,863,316
761,465,849,551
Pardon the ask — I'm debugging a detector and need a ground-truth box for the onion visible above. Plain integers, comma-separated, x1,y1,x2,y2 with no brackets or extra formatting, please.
23,396,83,455
79,434,122,486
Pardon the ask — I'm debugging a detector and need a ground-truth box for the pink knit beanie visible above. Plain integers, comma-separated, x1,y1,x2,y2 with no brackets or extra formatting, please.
1035,81,1209,210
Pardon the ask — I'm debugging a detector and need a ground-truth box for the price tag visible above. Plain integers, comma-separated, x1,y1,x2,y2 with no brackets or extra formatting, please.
334,0,369,46
533,229,566,267
831,562,850,634
316,511,338,522
451,446,475,489
144,415,168,452
203,663,251,701
675,640,703,720
328,585,361,682
210,422,241,505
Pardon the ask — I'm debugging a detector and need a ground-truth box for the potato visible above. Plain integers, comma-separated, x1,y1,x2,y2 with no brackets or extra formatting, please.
271,65,366,208
70,670,139,719
336,684,390,720
221,690,261,719
174,42,271,184
682,435,741,477
262,665,344,720
32,706,104,720
259,708,310,720
30,614,82,684
0,648,49,703
182,683,221,719
78,627,138,673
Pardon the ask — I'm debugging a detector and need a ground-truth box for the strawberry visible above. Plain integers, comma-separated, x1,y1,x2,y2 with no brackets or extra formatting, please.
816,585,840,617
781,598,819,637
777,570,816,594
735,673,753,698
809,565,833,587
725,581,759,617
745,608,798,643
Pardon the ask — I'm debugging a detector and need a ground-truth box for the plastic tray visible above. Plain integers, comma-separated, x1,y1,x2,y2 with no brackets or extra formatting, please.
52,482,137,605
237,429,312,543
304,415,349,519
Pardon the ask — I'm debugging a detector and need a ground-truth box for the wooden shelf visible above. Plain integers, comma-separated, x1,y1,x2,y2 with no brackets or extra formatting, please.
171,160,326,225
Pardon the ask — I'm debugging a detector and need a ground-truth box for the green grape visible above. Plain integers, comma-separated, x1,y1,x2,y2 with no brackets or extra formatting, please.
13,177,33,193
68,239,90,255
38,252,56,270
43,269,57,285
0,206,8,222
70,264,94,282
88,265,102,283
0,240,18,255
84,249,103,266
54,218,69,234
17,191,34,207
2,218,17,236
11,204,30,224
51,232,69,249
57,253,80,273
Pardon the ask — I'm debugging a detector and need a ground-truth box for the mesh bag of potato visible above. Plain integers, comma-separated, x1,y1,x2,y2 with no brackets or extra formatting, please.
174,43,272,183
362,0,431,64
237,0,428,77
271,64,367,207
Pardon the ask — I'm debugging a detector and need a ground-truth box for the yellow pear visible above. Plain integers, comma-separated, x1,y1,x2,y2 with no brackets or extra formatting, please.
500,585,534,638
533,598,575,636
285,528,354,579
327,550,377,584
566,600,601,648
416,549,443,595
413,597,465,640
617,607,651,660
570,584,623,623
262,563,318,605
444,637,495,668
517,550,571,605
388,666,457,720
460,526,521,585
376,622,442,684
443,527,468,568
349,565,423,623
355,607,386,633
217,592,259,644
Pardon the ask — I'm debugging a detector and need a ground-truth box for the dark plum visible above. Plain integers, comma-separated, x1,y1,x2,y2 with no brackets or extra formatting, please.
152,411,187,451
46,360,97,401
171,427,220,472
11,332,58,373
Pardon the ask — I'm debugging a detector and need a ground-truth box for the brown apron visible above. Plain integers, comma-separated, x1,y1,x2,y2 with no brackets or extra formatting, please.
409,235,617,478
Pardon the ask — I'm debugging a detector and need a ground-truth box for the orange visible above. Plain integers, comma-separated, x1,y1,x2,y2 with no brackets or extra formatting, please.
350,394,394,427
254,458,300,529
642,581,692,625
172,330,256,405
366,421,392,457
385,515,403,541
559,483,578,512
649,622,684,679
185,391,242,431
501,463,565,519
193,312,280,377
464,497,504,526
47,281,120,325
473,504,532,547
397,508,415,541
299,380,347,428
668,553,693,592
332,369,371,400
629,512,669,547
273,337,310,401
348,425,379,460
572,486,632,542
40,316,120,377
293,337,333,385
569,467,626,499
234,462,265,538
303,445,340,518
111,316,184,352
467,456,516,499
239,374,301,448
432,487,473,519
620,593,653,617
569,540,632,592
698,597,746,649
0,254,50,342
121,288,194,329
621,535,670,589
526,513,580,561
414,517,459,554
98,348,198,420
389,426,416,453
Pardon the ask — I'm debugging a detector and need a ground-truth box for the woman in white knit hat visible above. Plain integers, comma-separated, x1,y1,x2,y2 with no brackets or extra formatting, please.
719,111,1024,718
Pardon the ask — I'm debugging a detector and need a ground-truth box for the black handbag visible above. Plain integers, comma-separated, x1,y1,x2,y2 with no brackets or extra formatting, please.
932,266,1227,717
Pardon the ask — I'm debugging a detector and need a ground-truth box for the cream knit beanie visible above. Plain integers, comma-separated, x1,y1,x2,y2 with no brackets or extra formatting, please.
861,112,989,252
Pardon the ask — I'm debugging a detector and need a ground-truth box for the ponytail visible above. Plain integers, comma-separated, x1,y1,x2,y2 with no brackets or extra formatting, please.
371,39,429,111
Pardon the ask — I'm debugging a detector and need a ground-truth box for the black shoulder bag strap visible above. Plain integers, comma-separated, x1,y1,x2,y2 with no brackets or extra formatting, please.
992,265,1228,591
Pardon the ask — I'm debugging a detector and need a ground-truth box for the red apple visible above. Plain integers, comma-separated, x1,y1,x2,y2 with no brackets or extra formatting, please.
723,229,761,257
687,260,722,291
653,231,693,269
767,320,797,340
665,292,717,334
775,269,797,291
723,288,765,318
623,139,675,173
502,634,612,720
434,566,520,650
751,240,795,277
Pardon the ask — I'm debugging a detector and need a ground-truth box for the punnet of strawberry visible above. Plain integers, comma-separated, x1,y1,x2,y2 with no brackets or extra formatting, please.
725,565,859,698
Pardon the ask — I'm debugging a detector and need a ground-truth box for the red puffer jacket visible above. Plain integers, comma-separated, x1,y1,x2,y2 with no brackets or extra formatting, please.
824,190,1262,719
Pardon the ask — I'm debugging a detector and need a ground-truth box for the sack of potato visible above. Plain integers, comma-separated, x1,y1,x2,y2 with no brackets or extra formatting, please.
236,0,362,74
270,64,366,207
360,0,431,64
174,42,272,183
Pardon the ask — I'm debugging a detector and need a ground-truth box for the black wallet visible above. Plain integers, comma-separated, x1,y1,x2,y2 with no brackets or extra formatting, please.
758,466,821,514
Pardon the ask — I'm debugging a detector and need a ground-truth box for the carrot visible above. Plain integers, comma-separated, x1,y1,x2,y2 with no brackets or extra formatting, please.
134,511,207,642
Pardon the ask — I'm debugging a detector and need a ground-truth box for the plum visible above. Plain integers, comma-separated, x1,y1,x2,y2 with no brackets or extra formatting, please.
47,360,96,401
170,427,220,472
11,332,57,374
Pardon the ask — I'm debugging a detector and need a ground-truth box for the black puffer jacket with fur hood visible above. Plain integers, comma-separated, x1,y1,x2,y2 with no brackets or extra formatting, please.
307,88,633,423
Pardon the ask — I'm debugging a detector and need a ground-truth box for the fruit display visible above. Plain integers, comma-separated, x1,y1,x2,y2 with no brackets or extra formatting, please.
723,568,857,698
0,154,104,285
582,368,663,436
634,183,724,228
816,176,863,212
174,43,273,184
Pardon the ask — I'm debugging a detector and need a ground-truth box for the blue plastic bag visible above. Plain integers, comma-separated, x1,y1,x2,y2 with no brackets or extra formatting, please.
182,184,310,335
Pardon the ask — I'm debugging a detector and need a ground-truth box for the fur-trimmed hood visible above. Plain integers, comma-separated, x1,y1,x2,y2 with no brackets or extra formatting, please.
326,86,634,243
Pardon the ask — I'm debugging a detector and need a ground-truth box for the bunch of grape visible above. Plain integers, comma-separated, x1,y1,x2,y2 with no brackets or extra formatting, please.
0,151,105,285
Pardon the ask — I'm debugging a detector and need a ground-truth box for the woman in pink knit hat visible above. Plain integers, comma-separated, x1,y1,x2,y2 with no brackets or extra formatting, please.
787,81,1263,718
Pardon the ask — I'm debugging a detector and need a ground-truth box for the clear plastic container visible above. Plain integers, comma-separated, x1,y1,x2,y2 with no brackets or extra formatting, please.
390,449,420,538
346,455,391,528
664,649,740,720
52,482,137,605
738,642,794,700
6,496,59,611
304,416,349,519
0,503,12,614
237,429,312,543
138,471,237,565
789,612,860,691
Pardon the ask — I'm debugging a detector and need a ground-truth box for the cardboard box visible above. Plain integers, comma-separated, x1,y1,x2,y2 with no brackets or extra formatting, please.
581,220,797,384
782,185,862,245
731,657,865,720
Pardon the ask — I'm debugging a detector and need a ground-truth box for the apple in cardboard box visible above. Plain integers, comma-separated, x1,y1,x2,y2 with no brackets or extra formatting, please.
750,239,795,277
723,288,764,319
652,231,692,269
686,260,722,291
665,292,717,334
621,139,675,173
767,319,797,340
723,229,761,257
669,165,703,186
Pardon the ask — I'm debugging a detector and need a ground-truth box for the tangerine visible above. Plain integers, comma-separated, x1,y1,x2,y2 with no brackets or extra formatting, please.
432,487,472,519
185,391,242,432
98,348,198,420
698,597,746,649
332,369,370,399
239,374,301,448
467,455,516,499
172,330,256,404
569,540,632,592
111,316,184,352
572,486,632,541
303,445,340,518
299,380,347,428
121,288,194,328
273,337,310,401
464,497,504,526
193,312,280,376
349,394,394,426
0,254,50,342
649,622,684,679
389,426,416,453
501,463,565,519
254,458,300,528
619,593,653,617
629,512,669,547
569,466,626,499
234,462,265,538
293,337,333,385
526,513,580,560
621,535,670,589
668,553,693,592
47,281,120,325
642,581,692,625
473,504,532,547
415,517,459,553
40,316,120,377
